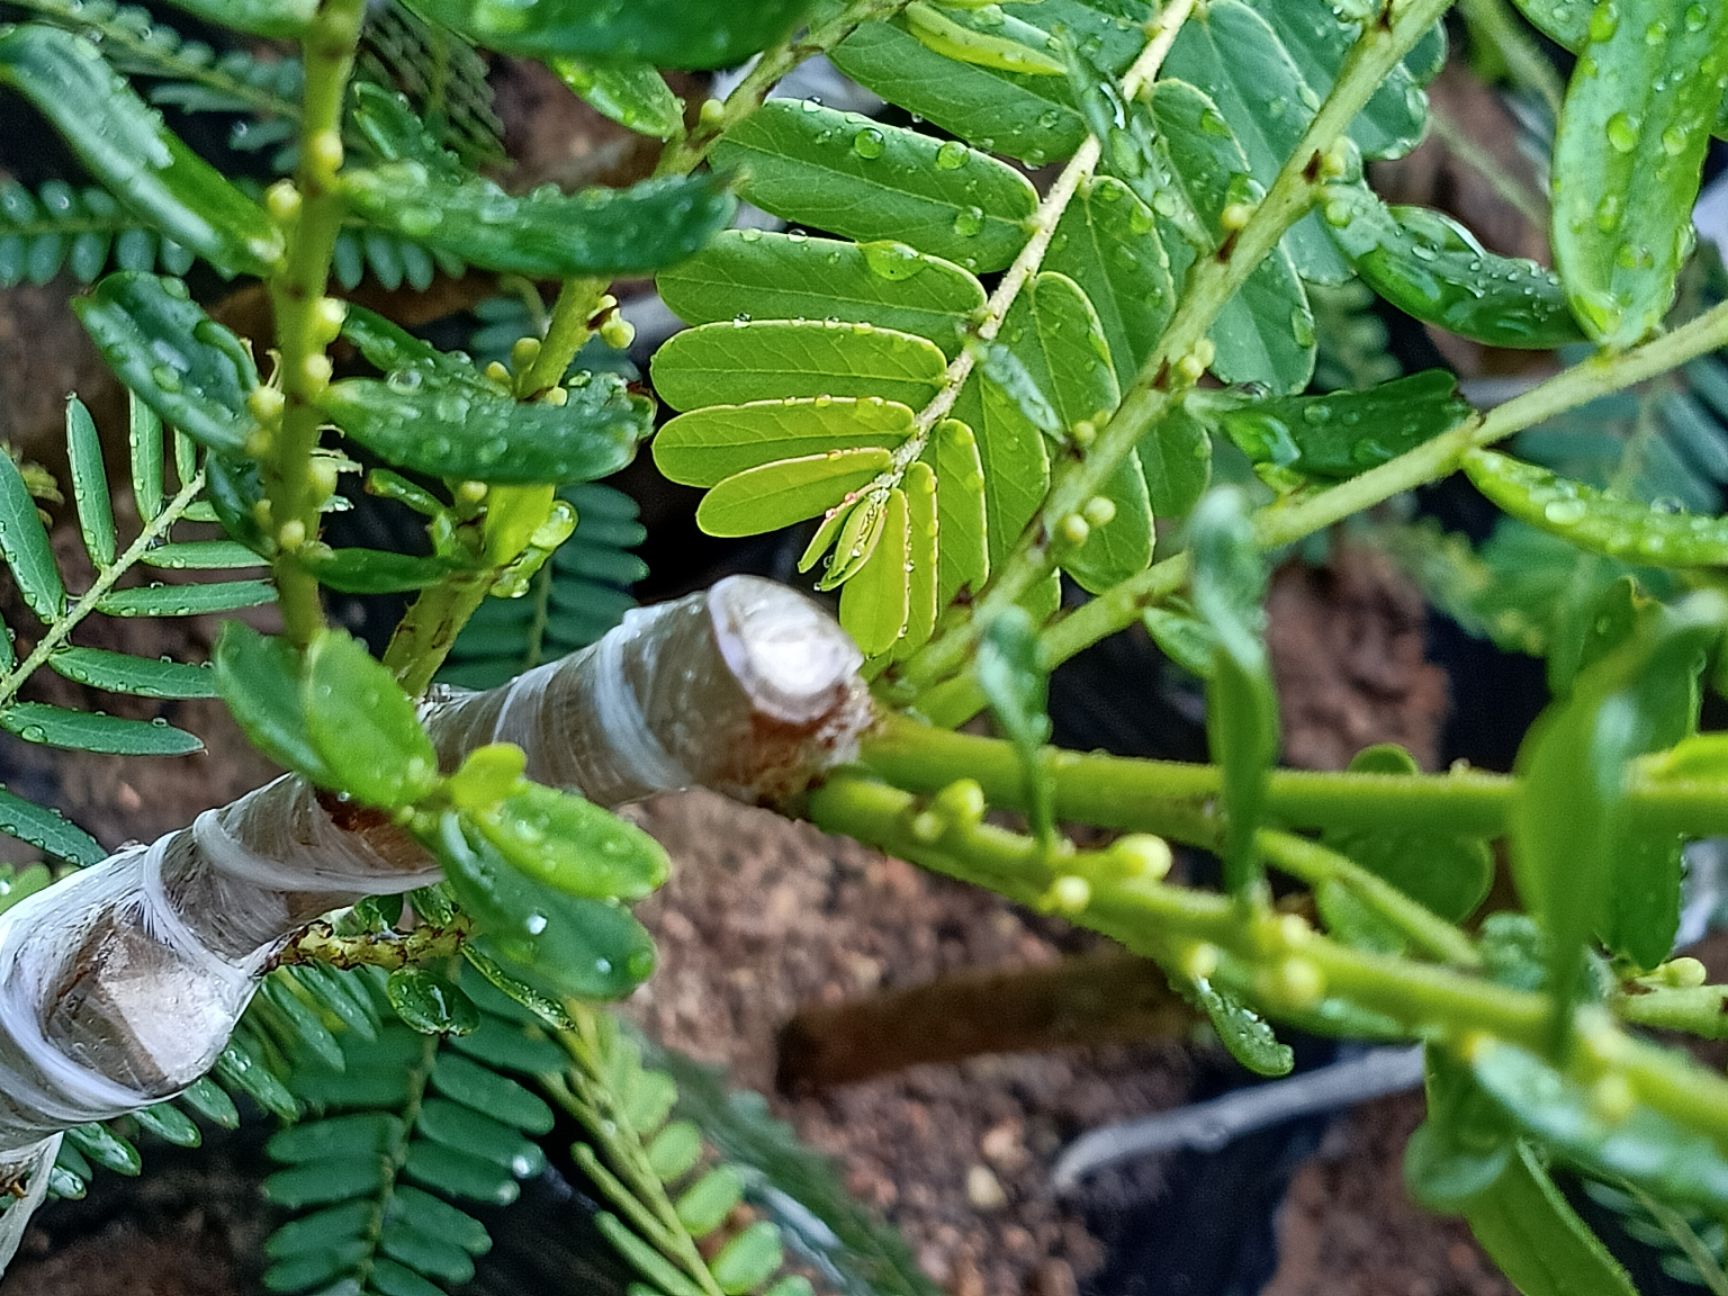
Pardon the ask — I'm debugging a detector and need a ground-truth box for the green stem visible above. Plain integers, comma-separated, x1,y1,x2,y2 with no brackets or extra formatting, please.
859,713,1728,842
382,570,494,695
891,0,1452,700
0,469,206,711
518,276,609,398
276,916,470,970
265,0,368,647
804,773,1728,1145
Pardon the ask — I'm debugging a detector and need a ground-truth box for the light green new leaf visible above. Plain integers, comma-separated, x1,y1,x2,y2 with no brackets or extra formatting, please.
1045,176,1175,388
303,629,441,809
1189,488,1279,893
697,448,893,537
1461,1142,1638,1296
1150,80,1316,394
1166,1,1352,284
551,58,684,140
49,648,217,700
840,488,911,656
655,397,913,488
1551,0,1728,347
0,451,64,622
652,320,946,411
658,230,986,357
0,27,279,275
345,164,734,278
713,100,1037,272
1464,449,1728,566
0,702,201,756
0,784,103,865
929,418,989,604
65,397,115,569
1323,187,1586,349
900,460,940,652
901,2,1063,75
412,0,815,69
74,273,259,454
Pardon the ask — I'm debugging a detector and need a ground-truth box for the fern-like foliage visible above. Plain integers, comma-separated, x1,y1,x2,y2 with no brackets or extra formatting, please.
648,0,1441,657
0,392,276,863
358,0,506,169
264,966,557,1296
1584,1177,1728,1294
0,181,198,289
442,483,646,690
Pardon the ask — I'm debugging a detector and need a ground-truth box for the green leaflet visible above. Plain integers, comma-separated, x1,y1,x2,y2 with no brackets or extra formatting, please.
74,273,258,453
213,623,332,785
658,230,987,357
1149,80,1316,394
929,419,989,604
1461,1142,1639,1296
1139,404,1212,520
303,629,441,810
48,647,216,700
96,578,275,617
321,366,652,486
697,448,894,537
1551,0,1728,348
1165,0,1352,284
1464,449,1728,566
713,100,1037,273
0,784,103,865
1321,745,1494,935
652,320,947,411
901,3,1063,76
1001,271,1154,592
0,27,279,276
411,0,815,68
301,548,454,595
1188,488,1279,894
1044,176,1175,389
655,398,914,487
159,0,312,36
953,369,1048,567
900,461,940,653
839,487,911,656
1472,1039,1728,1212
345,164,734,278
66,397,115,568
0,450,65,622
1322,187,1586,349
472,782,668,902
551,58,683,140
1510,597,1714,1040
1405,1050,1517,1210
1190,976,1293,1076
1217,370,1471,484
1509,0,1728,136
0,702,201,756
830,21,1082,166
386,970,479,1038
1247,0,1436,161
